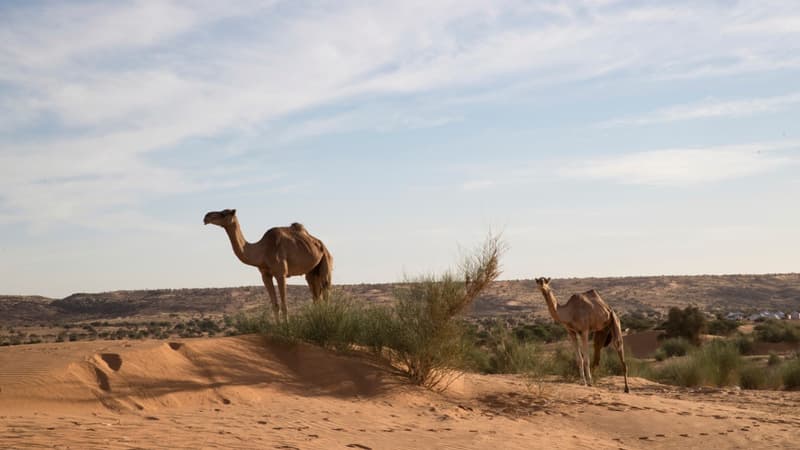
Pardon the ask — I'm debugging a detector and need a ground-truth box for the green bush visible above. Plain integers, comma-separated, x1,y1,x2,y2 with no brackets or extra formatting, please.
768,352,782,366
733,334,755,355
475,322,545,375
654,340,743,387
512,322,567,343
548,344,581,381
755,320,800,344
620,312,657,332
662,306,707,345
699,340,742,386
783,358,800,390
655,358,703,387
655,337,691,361
595,346,651,379
707,319,741,336
738,364,766,390
739,361,783,390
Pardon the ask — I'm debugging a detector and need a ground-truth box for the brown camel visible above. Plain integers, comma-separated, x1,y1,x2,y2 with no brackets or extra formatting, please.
534,277,629,393
204,209,333,322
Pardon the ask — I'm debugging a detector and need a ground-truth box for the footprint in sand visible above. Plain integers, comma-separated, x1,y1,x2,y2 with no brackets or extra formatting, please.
346,445,372,450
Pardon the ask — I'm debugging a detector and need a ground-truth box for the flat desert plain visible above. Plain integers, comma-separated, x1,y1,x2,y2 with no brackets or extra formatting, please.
1,335,798,449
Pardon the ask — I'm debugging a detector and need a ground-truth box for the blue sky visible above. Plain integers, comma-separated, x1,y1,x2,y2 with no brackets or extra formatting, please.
1,0,798,297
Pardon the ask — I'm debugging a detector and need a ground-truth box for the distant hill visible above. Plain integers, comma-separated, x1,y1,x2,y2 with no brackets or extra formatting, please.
1,274,799,326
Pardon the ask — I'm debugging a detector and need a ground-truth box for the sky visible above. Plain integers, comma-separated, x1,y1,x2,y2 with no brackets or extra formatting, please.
1,0,798,298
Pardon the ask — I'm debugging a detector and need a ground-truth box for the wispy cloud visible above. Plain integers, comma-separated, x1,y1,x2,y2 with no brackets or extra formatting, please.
1,0,800,230
559,141,800,186
598,92,800,127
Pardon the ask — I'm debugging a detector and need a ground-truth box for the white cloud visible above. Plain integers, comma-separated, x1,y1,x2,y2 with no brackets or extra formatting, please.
560,141,800,186
2,0,800,230
598,92,800,127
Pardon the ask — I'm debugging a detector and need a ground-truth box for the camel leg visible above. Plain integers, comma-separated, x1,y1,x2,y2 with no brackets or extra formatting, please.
614,338,630,393
305,272,321,303
591,328,610,372
569,332,587,386
275,274,288,322
581,331,593,386
260,270,280,324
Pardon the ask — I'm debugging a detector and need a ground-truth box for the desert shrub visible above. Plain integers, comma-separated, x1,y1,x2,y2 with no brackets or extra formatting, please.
620,312,657,332
755,320,800,343
662,306,707,345
768,352,782,366
738,364,766,390
289,296,364,351
595,346,651,379
654,337,691,361
201,318,221,333
548,344,581,380
361,235,504,388
698,340,742,386
707,319,741,336
476,322,545,375
654,340,742,387
733,334,755,355
655,358,703,387
739,360,783,390
233,308,273,334
512,322,567,343
354,305,400,354
783,358,800,390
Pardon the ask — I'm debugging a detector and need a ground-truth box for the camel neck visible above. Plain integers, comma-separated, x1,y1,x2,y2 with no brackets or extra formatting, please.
540,288,562,323
223,221,258,266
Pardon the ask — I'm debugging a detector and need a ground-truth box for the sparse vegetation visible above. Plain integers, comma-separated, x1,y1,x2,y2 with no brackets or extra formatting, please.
782,358,800,390
754,319,800,344
234,234,504,389
654,337,691,361
620,312,657,332
707,318,741,336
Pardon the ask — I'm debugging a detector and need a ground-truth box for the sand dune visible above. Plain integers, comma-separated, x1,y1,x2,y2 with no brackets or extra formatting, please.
1,336,798,449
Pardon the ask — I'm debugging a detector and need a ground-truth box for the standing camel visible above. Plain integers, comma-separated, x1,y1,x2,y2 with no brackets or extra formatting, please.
534,277,629,393
204,209,333,322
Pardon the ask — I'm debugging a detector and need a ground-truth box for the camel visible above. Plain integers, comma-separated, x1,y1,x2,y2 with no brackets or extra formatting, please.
204,209,333,322
534,277,629,393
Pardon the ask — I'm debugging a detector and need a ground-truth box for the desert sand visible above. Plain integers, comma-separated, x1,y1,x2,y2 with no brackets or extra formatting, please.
1,335,798,449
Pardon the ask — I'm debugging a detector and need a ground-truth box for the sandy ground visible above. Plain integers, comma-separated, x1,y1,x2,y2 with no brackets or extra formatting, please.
1,336,798,449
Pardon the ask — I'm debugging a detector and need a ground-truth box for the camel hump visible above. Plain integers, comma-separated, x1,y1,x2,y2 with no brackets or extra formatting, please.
290,222,306,233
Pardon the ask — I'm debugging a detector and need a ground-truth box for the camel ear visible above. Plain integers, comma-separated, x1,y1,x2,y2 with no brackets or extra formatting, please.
545,277,551,283
231,209,236,215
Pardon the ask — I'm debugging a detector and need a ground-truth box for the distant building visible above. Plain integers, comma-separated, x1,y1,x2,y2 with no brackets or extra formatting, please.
726,312,744,321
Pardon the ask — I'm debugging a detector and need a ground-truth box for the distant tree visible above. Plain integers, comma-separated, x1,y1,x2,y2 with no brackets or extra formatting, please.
662,305,707,345
707,318,740,336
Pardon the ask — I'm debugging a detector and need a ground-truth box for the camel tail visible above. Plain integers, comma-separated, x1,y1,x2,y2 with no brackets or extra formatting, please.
308,243,333,299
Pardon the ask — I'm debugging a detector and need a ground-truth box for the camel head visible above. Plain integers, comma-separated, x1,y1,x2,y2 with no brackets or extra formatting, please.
534,277,552,289
203,209,237,227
